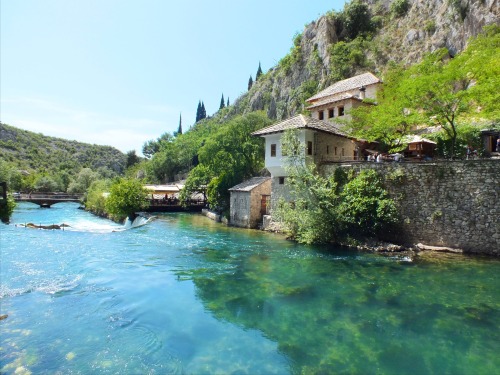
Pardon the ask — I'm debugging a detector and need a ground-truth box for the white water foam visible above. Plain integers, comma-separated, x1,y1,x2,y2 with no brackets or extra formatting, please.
33,215,155,234
0,274,84,299
123,215,155,230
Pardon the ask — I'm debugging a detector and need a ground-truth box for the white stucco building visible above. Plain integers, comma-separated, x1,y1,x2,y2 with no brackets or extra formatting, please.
306,72,381,121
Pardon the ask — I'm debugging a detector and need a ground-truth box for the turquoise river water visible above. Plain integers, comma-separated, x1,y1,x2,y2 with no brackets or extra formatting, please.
0,202,499,374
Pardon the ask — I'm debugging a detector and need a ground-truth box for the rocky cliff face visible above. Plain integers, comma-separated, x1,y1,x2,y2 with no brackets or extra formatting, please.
372,0,499,61
229,0,499,121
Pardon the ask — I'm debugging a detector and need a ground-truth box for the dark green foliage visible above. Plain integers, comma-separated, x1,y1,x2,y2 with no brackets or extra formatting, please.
248,75,253,91
142,139,160,159
256,62,263,81
196,101,206,122
196,101,202,122
104,178,149,221
227,97,230,107
201,102,207,119
338,170,399,235
0,194,16,223
275,131,398,245
180,111,272,212
328,37,372,82
33,175,59,192
220,93,225,110
126,150,140,169
390,0,410,18
177,113,183,135
341,0,376,40
277,167,399,244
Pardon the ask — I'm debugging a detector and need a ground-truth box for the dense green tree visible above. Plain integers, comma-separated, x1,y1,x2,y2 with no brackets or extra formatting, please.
196,101,202,122
341,0,375,40
104,178,149,221
390,0,410,18
227,97,230,107
248,75,253,90
85,179,112,217
34,175,60,192
0,194,16,223
201,102,207,119
220,93,225,110
179,164,212,204
126,150,140,168
180,111,271,212
256,62,263,81
177,113,183,135
275,130,398,244
328,37,372,82
349,64,418,151
0,160,23,192
142,139,160,159
147,143,180,183
67,168,99,194
349,25,500,158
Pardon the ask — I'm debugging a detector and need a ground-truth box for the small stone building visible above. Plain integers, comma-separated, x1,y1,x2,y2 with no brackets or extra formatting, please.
229,177,271,229
480,129,500,155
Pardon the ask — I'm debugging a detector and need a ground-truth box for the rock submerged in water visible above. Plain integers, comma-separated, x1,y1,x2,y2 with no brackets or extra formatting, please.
21,223,71,230
0,314,8,321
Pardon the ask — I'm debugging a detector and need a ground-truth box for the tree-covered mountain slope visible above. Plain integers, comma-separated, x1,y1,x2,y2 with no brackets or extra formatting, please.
0,122,126,175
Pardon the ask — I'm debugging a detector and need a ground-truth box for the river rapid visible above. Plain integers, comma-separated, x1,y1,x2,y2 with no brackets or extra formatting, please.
1,202,499,374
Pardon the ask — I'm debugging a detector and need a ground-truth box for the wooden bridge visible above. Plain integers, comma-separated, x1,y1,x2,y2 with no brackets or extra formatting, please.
14,193,84,208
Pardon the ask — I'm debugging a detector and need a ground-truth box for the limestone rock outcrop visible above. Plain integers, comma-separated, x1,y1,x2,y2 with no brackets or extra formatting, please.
232,0,499,121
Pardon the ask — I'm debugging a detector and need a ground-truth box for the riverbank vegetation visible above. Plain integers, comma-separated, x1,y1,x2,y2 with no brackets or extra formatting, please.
83,178,148,222
274,130,399,245
0,194,16,223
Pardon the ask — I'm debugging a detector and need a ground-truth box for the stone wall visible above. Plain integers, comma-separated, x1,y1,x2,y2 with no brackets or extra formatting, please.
321,160,500,255
270,177,293,213
229,179,271,229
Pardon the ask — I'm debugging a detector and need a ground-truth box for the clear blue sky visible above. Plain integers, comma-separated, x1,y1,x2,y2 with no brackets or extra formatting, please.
1,0,345,155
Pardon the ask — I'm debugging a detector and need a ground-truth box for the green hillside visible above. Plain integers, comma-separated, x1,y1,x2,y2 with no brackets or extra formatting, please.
0,122,127,192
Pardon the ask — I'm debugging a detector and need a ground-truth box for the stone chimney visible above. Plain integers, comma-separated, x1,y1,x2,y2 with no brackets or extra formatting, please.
359,86,366,100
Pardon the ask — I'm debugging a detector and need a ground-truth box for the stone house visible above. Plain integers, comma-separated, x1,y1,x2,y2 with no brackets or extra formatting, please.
306,72,381,121
252,114,358,210
228,177,271,229
240,73,382,220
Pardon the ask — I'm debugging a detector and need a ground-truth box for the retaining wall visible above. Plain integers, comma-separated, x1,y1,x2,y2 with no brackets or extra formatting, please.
321,160,499,255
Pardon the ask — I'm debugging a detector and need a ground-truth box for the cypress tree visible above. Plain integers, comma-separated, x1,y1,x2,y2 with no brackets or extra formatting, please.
256,62,262,81
219,93,225,110
201,102,206,120
196,101,201,122
248,75,253,90
177,113,182,135
227,97,230,107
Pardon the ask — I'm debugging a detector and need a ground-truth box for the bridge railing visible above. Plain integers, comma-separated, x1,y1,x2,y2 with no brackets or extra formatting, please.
16,193,84,200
